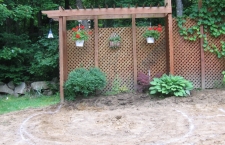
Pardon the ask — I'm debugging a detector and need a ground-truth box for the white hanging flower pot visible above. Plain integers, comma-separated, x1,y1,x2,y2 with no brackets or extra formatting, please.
146,37,154,43
75,40,84,47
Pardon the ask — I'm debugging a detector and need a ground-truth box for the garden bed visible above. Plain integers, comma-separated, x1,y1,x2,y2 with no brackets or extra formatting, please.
1,89,225,145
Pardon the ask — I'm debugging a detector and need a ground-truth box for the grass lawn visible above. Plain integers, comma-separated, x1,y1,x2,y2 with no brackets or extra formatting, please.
0,93,60,115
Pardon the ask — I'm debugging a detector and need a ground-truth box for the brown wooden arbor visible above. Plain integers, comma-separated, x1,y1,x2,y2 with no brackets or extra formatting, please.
42,0,174,102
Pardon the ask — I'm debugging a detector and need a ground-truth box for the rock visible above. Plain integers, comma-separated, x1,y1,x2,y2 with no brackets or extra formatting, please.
42,90,53,96
115,115,122,120
31,81,49,90
7,81,15,90
0,84,14,95
0,82,4,85
14,82,27,94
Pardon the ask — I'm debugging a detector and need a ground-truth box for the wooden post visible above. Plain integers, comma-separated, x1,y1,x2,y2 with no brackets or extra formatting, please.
63,17,68,81
132,14,137,90
59,16,65,103
167,13,174,74
94,16,99,67
198,0,205,89
165,14,170,74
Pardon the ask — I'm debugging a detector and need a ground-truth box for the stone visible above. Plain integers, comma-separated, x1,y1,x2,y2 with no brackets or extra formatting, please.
0,82,4,85
31,81,49,90
14,82,27,94
0,84,14,95
7,81,15,90
42,90,53,96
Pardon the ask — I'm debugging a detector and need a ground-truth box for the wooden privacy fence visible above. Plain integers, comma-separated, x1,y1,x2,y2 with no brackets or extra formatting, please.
67,27,167,92
42,1,174,101
173,19,225,89
67,18,225,92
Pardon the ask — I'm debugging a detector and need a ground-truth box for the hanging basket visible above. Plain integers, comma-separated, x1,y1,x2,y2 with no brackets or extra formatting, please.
146,37,154,43
75,40,84,47
109,41,120,48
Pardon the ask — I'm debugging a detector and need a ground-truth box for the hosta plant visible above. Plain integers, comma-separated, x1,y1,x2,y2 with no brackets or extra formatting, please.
64,67,107,100
149,74,193,97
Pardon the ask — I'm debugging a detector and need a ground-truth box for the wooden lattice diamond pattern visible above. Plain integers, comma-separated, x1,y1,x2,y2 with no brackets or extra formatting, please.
98,27,134,92
66,19,225,91
67,29,95,74
137,27,167,80
173,19,201,88
205,34,225,88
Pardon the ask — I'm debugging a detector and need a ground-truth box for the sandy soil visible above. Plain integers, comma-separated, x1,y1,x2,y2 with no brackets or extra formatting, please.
1,89,225,145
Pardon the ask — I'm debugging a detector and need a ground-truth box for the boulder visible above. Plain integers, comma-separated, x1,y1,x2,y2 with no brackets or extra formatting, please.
43,90,53,96
0,84,14,95
31,81,49,90
7,81,15,90
14,82,27,94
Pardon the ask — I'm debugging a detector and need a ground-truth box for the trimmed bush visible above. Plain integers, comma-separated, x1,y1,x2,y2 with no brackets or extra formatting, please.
149,74,193,97
64,67,107,100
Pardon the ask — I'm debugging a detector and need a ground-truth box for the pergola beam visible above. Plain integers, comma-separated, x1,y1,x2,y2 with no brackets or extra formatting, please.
51,13,167,21
42,7,171,18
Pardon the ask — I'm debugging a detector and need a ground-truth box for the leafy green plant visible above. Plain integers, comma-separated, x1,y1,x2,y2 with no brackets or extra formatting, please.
222,71,225,84
109,34,121,42
143,25,162,39
213,71,225,88
71,25,90,41
29,36,59,81
0,33,31,83
64,67,107,100
109,33,121,48
177,1,225,59
105,75,129,96
149,74,193,97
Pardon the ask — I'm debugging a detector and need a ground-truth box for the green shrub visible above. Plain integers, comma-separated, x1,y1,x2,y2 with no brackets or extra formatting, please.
64,67,107,100
149,74,193,97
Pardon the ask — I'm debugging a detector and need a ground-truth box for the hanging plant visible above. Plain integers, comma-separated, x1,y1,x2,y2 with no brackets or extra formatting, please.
71,25,91,47
143,25,162,43
109,33,121,48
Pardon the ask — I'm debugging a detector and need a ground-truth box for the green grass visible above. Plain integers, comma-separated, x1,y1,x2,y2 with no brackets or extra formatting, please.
0,93,60,115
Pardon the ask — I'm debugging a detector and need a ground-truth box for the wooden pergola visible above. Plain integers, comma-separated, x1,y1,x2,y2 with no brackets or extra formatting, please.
42,0,174,102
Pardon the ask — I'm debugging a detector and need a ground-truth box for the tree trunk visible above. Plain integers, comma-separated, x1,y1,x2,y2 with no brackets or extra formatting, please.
176,0,183,17
76,0,88,29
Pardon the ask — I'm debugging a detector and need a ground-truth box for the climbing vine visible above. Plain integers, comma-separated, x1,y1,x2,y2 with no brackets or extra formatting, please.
177,1,225,58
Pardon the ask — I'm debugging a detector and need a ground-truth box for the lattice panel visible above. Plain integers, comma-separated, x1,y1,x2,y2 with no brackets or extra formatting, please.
137,27,167,79
205,34,225,88
65,20,225,91
98,28,134,92
173,19,201,88
67,30,95,74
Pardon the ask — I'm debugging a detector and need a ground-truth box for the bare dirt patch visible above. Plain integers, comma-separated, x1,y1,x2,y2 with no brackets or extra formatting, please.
1,89,225,145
